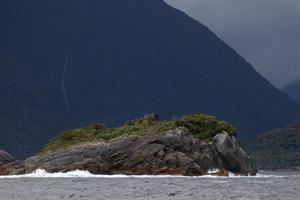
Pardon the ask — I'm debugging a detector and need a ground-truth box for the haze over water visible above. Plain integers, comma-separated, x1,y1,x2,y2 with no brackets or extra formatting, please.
0,171,299,200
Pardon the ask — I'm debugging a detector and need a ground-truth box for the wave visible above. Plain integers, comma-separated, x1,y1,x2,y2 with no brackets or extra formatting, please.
0,169,286,179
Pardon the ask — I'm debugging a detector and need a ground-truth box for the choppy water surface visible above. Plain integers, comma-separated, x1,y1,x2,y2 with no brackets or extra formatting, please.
0,170,299,200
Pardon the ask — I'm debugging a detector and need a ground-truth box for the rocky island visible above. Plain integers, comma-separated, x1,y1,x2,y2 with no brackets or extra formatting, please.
0,114,256,176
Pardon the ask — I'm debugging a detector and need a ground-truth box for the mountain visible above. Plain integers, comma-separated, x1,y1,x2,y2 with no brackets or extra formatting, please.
0,0,300,155
0,53,68,158
245,119,300,169
282,80,300,103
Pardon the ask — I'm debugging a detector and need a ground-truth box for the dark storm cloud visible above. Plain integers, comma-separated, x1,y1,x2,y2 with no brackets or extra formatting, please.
165,0,300,87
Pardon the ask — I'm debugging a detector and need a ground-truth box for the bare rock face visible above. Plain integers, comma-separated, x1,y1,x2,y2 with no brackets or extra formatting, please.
214,133,256,175
0,149,17,175
1,129,256,176
0,150,15,165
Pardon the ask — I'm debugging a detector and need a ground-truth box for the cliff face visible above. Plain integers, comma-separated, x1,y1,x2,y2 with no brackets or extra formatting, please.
0,131,256,176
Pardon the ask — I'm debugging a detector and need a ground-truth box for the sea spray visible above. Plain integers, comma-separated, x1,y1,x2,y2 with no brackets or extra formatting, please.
0,169,285,179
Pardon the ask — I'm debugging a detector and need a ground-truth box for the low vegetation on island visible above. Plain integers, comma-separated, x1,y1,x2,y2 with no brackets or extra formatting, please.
42,113,237,153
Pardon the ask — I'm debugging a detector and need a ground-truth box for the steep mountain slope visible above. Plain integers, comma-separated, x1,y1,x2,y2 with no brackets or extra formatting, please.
282,80,300,103
245,120,300,169
0,0,299,144
0,54,67,158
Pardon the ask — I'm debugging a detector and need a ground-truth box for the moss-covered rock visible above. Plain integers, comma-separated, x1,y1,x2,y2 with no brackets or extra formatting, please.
42,113,237,153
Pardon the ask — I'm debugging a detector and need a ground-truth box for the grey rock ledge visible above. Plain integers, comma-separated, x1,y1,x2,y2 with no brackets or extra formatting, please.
0,129,256,176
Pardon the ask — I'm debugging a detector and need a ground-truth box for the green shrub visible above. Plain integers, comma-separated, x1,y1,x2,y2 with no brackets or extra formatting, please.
42,113,237,153
175,114,237,142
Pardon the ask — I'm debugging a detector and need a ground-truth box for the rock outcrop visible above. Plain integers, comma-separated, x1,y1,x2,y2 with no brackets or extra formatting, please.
0,130,256,176
0,150,15,165
0,150,18,175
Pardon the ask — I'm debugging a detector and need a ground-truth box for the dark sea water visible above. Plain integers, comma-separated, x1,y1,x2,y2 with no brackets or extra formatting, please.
0,170,299,200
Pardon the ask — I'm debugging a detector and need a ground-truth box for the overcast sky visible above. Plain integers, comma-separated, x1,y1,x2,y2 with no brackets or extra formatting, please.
165,0,300,88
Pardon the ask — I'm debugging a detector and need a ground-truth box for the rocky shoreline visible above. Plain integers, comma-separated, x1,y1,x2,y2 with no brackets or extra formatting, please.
0,128,256,176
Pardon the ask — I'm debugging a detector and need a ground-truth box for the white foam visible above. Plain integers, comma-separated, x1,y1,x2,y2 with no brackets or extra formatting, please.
0,169,286,179
207,168,220,174
228,172,286,178
0,169,191,179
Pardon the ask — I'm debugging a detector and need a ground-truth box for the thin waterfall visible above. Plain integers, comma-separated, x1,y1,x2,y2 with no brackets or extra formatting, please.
61,48,70,109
